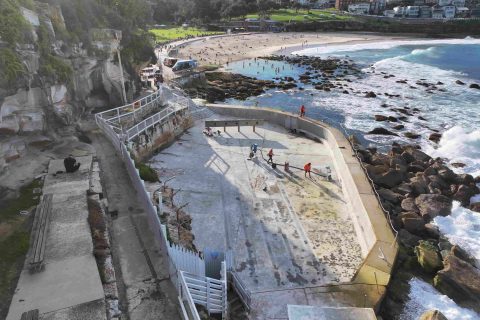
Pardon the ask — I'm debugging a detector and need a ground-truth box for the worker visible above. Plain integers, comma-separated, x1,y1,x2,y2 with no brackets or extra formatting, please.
251,143,258,155
267,149,274,164
64,154,80,173
304,162,312,178
300,105,306,117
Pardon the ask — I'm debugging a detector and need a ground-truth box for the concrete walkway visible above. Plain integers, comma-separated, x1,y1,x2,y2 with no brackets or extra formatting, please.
87,125,180,320
7,156,105,320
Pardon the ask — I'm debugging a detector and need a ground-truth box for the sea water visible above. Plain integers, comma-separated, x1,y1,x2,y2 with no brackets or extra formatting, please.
224,38,480,177
224,38,480,318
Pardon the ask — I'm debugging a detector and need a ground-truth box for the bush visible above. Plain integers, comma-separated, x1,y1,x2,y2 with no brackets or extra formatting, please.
0,48,25,86
136,162,158,182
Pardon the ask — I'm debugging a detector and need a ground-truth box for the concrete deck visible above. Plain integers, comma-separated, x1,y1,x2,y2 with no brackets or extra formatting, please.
288,305,377,320
151,117,363,292
7,156,105,320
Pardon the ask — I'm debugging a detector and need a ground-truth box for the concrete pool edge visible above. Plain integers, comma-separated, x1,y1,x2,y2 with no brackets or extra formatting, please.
205,103,398,293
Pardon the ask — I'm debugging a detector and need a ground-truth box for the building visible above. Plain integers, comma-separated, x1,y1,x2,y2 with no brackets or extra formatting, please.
438,0,451,6
406,5,420,16
471,7,480,17
384,9,396,15
370,0,386,14
393,5,406,15
452,0,466,6
348,2,371,12
432,4,445,16
424,0,437,5
336,0,367,11
456,6,470,15
419,5,433,16
443,4,456,17
414,0,425,5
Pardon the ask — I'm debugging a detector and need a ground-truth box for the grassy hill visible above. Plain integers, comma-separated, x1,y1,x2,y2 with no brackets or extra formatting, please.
149,27,223,43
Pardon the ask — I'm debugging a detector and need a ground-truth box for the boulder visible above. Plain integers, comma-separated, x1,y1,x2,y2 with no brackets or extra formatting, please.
378,188,404,204
393,124,405,130
375,114,388,121
470,202,480,213
365,91,377,98
409,174,430,195
374,169,406,188
405,147,431,162
424,223,440,239
415,194,452,220
367,127,398,136
438,168,456,182
405,132,421,139
398,229,421,248
428,175,448,191
469,83,480,89
434,254,480,313
455,80,465,85
371,153,391,166
419,310,448,320
415,240,443,273
429,133,442,143
401,197,419,213
451,245,477,267
455,173,475,185
401,212,425,234
453,184,478,207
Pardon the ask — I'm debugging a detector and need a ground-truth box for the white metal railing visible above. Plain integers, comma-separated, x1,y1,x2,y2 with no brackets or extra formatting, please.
180,271,226,315
179,271,202,320
125,106,175,141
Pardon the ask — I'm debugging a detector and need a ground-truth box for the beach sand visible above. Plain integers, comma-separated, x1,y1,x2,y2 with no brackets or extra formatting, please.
172,32,412,66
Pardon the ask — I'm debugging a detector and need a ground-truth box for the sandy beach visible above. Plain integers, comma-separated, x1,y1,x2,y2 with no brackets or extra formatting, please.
172,32,413,66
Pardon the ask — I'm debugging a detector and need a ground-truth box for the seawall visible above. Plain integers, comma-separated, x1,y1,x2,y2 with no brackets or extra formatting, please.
206,104,398,289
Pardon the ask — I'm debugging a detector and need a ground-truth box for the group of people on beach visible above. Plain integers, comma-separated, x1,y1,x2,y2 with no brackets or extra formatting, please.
250,145,312,178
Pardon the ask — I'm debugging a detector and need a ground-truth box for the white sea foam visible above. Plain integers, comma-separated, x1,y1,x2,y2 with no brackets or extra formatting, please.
400,278,480,320
434,201,480,267
292,37,480,56
425,127,480,177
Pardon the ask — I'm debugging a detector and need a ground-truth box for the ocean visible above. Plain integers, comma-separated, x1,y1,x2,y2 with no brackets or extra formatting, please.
223,37,480,319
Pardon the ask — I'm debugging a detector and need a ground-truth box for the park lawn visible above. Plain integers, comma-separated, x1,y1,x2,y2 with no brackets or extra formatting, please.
246,9,353,22
149,27,224,43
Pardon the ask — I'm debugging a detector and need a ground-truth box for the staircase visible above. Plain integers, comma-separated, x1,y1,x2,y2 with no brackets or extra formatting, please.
227,293,249,320
190,107,215,121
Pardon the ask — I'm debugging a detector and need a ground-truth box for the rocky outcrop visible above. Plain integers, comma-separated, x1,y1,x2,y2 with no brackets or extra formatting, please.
434,253,480,313
415,194,452,220
419,310,448,320
415,240,443,273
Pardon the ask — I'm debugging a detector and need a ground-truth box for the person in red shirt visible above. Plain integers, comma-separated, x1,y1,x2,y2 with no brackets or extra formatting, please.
267,149,274,163
304,162,311,178
300,105,306,117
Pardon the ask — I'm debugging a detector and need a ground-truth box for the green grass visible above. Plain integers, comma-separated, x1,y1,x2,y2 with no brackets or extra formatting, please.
0,179,41,317
0,179,43,223
245,9,353,22
0,228,30,312
136,162,159,182
149,27,224,43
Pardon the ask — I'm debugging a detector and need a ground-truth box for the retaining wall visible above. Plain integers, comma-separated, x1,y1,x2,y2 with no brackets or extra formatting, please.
206,104,398,287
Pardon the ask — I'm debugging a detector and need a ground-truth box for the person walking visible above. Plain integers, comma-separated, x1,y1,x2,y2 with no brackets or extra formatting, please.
300,105,306,117
304,162,312,178
267,149,274,164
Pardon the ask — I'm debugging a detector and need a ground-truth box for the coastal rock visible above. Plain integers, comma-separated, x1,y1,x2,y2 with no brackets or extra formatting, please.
434,254,480,313
470,83,480,90
375,115,388,121
404,132,421,139
470,202,480,213
398,229,421,248
419,310,448,320
367,127,398,136
393,124,404,130
401,212,425,234
415,240,443,273
378,188,404,204
365,91,377,98
374,169,406,188
401,198,419,213
424,223,440,238
415,194,452,220
455,80,465,85
429,133,442,143
453,184,478,207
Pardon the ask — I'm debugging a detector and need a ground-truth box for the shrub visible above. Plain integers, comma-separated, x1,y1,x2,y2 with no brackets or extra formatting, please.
0,48,25,86
136,162,158,182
